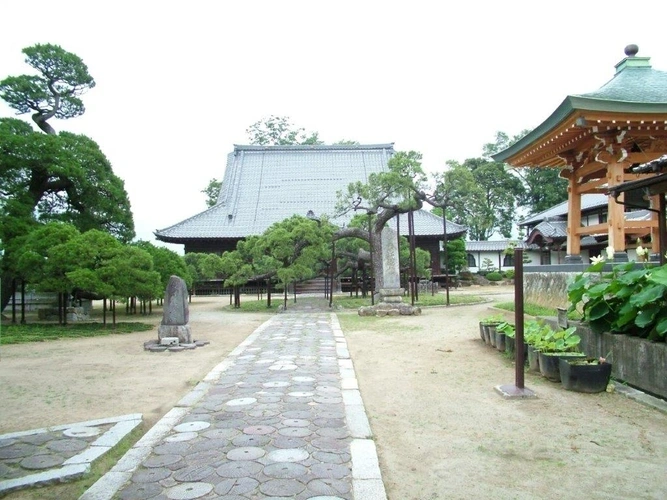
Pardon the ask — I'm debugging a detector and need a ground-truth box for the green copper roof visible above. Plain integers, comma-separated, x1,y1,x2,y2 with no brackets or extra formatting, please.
493,47,667,163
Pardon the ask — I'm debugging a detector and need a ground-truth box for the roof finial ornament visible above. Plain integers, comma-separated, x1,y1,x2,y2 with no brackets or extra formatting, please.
625,44,639,57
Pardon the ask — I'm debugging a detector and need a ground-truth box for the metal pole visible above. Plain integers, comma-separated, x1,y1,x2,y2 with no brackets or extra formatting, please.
368,212,375,305
443,207,450,306
329,239,335,308
408,210,417,305
515,248,525,389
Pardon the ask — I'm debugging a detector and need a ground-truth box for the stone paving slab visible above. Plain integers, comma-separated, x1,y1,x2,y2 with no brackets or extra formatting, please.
0,413,142,496
82,301,387,499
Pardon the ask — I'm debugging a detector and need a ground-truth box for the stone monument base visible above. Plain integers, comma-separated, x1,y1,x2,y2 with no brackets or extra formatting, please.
358,288,421,317
158,324,192,344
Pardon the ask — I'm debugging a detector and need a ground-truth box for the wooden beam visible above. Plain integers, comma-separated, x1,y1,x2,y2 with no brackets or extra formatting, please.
574,161,607,181
576,223,608,235
566,177,581,256
607,162,626,252
578,178,608,193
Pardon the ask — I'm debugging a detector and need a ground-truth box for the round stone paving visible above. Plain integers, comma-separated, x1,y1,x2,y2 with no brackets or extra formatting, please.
287,391,314,398
172,464,216,482
46,439,88,453
231,434,271,447
165,482,213,499
143,454,183,468
216,460,263,478
63,426,101,438
226,446,265,461
262,381,290,388
201,428,239,440
131,467,172,483
214,477,259,495
118,482,162,500
0,443,39,459
263,462,309,479
307,478,351,496
20,454,65,470
242,425,275,435
164,431,198,442
174,421,210,433
278,427,311,438
292,376,316,383
260,478,306,496
268,364,298,371
266,448,309,463
225,398,257,406
282,418,310,427
311,463,350,479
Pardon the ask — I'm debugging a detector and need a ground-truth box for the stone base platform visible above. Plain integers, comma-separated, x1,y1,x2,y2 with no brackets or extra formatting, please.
358,288,421,316
157,324,192,343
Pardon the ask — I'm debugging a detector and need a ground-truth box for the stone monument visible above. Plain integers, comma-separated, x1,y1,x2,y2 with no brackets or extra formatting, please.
158,275,192,343
359,226,420,316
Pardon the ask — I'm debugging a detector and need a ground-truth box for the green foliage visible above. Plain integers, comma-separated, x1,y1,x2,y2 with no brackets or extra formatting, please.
442,156,523,240
503,269,515,279
532,325,581,353
202,178,222,208
479,258,496,275
246,115,322,146
445,238,467,274
1,322,153,345
480,313,504,325
494,319,578,349
486,271,503,282
0,43,95,134
483,130,567,217
134,241,192,290
568,261,667,341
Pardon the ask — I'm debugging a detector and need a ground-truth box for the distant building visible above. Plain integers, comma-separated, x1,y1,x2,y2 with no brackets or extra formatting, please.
155,143,467,275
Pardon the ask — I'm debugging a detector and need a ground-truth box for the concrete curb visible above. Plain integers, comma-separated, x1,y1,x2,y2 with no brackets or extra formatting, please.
331,313,388,500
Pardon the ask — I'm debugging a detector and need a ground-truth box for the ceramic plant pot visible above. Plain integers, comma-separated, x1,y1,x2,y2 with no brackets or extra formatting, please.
559,358,612,393
538,352,586,382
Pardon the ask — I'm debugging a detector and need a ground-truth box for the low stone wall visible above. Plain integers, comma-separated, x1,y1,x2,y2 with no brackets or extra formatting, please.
524,271,578,309
544,318,667,400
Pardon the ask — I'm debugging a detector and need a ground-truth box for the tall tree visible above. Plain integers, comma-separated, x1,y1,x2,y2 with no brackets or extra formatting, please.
484,130,568,216
0,43,95,135
202,178,222,207
336,150,430,290
0,44,134,310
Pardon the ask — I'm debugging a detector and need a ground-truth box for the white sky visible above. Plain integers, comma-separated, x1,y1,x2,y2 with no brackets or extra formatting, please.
2,1,667,252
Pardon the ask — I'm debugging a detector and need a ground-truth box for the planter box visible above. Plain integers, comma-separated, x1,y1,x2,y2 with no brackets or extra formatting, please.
543,319,667,400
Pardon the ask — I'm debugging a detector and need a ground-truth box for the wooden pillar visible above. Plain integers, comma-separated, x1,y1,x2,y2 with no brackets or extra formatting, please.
607,161,627,259
650,194,662,257
565,173,582,261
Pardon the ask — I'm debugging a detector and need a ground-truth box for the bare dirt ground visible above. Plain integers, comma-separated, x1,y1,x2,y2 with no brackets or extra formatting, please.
1,289,666,500
0,297,272,433
340,287,667,500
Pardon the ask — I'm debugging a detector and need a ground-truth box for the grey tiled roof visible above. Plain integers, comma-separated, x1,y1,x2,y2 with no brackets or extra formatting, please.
519,194,608,226
530,219,568,239
465,240,531,252
387,210,466,237
156,144,466,241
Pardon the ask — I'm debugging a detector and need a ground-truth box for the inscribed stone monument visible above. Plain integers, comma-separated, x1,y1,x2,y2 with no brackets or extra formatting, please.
158,276,192,343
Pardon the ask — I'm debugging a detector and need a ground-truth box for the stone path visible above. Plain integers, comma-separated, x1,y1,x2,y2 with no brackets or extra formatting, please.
0,414,142,496
82,299,386,499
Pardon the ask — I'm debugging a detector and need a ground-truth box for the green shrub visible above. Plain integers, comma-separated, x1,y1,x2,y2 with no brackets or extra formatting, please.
486,271,503,282
503,269,515,280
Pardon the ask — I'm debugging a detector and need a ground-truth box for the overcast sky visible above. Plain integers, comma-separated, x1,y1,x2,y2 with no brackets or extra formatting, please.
2,1,666,252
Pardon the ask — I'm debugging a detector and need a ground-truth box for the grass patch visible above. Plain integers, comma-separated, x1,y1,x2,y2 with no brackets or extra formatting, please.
222,299,280,313
0,322,153,345
334,293,484,309
494,301,582,320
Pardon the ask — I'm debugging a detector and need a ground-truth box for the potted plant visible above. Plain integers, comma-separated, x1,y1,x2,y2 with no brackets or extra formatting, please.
497,322,515,355
559,356,612,393
480,314,504,346
524,320,549,372
535,326,585,382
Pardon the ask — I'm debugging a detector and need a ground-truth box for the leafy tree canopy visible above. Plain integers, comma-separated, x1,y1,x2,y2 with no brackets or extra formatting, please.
483,130,568,216
0,43,95,135
246,115,323,146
